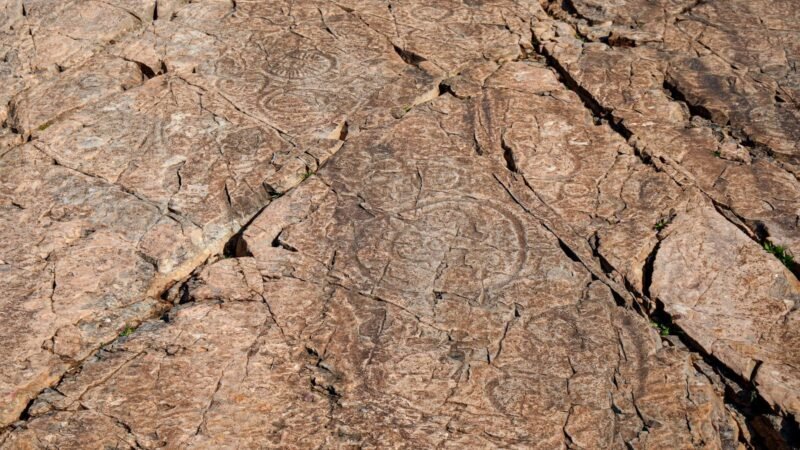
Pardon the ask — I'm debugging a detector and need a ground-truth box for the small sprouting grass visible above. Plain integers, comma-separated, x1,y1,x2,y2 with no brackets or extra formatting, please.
763,241,794,269
712,150,721,158
654,218,669,231
650,321,671,336
302,171,314,180
120,325,135,337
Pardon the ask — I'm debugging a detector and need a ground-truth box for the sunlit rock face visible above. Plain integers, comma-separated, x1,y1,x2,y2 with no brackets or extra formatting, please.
0,0,798,448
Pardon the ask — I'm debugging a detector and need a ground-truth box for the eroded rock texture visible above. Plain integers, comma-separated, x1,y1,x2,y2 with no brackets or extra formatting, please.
0,0,798,448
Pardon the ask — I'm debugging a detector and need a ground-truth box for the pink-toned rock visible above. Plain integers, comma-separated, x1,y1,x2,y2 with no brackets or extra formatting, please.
534,0,800,259
0,0,437,427
651,200,800,417
2,92,741,449
0,0,798,446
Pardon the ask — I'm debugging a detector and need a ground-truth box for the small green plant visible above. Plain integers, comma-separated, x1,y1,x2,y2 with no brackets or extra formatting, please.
302,170,314,180
120,325,135,337
654,210,676,232
403,104,412,113
650,321,671,336
763,241,794,268
37,122,51,131
712,150,721,158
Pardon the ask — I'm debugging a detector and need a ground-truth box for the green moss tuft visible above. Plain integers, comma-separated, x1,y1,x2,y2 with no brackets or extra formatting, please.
763,241,794,269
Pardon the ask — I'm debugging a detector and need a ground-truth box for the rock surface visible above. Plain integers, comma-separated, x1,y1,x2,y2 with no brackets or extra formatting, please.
0,0,798,448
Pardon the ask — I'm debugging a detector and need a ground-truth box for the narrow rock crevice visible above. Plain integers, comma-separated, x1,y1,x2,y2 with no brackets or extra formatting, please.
589,213,798,447
661,79,714,122
555,237,581,264
221,202,273,258
535,5,799,174
500,140,518,173
640,240,661,300
661,299,800,449
135,61,156,79
711,199,800,277
531,36,627,136
678,0,708,16
392,44,428,70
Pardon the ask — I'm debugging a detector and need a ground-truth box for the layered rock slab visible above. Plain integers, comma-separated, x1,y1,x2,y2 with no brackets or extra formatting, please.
0,0,571,427
534,0,800,260
651,202,800,417
524,1,800,421
0,0,438,427
0,0,799,446
2,93,741,448
542,0,800,161
0,0,574,432
466,56,800,422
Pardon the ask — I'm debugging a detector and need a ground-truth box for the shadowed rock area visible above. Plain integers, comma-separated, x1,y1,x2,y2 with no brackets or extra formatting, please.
0,0,798,448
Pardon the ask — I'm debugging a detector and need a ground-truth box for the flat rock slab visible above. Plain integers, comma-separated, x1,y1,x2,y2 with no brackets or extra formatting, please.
2,96,739,449
0,0,430,425
0,0,799,447
536,0,800,257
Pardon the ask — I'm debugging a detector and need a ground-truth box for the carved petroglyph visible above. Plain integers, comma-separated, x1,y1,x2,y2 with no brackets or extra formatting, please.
0,0,797,448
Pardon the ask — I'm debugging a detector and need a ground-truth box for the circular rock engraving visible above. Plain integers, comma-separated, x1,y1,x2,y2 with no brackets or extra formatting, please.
215,55,248,78
260,89,354,116
486,376,530,416
417,160,466,191
353,199,526,300
353,158,419,212
525,150,581,181
264,49,336,80
486,375,567,416
220,127,266,156
561,182,592,197
215,71,268,97
78,75,102,89
262,90,320,113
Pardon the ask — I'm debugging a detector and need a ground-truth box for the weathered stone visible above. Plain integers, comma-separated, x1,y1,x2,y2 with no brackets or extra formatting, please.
8,55,145,136
0,0,798,446
0,0,435,426
651,200,800,417
535,0,800,259
2,96,739,448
